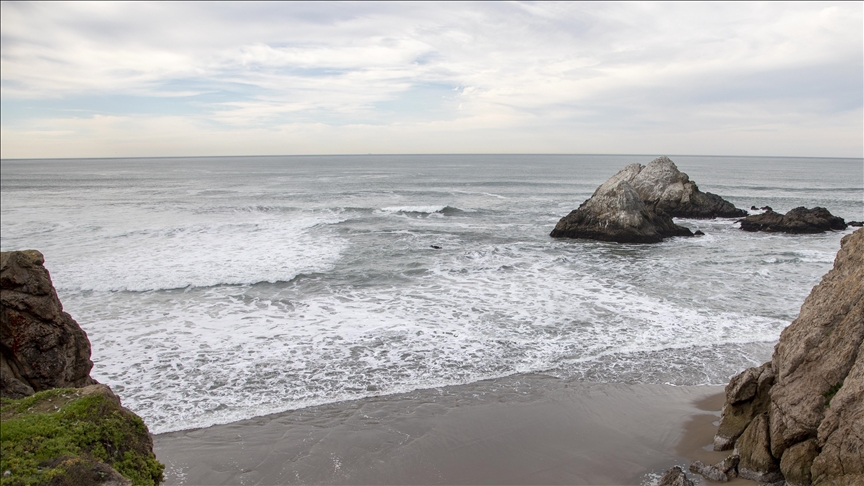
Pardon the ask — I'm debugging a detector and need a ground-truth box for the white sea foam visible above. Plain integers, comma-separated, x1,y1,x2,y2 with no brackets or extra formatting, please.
4,155,859,435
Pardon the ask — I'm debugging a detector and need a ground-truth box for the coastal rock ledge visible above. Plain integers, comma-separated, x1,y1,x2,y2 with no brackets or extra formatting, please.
707,228,863,486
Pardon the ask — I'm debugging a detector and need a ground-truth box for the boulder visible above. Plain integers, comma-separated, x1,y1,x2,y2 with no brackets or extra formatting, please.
736,413,782,483
781,439,819,486
714,362,775,451
598,156,745,218
1,250,96,398
657,466,694,486
739,207,847,234
550,179,693,243
689,454,739,481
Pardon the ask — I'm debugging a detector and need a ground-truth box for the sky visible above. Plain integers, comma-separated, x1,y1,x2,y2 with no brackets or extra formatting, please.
1,1,862,159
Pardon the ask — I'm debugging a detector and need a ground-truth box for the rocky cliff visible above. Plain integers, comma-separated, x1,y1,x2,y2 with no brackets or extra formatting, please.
710,228,863,485
1,250,96,398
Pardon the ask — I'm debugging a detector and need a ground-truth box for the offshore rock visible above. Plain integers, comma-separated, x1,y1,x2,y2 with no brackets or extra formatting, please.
603,156,745,218
657,466,694,486
712,228,864,485
550,179,693,243
1,250,96,398
739,207,847,234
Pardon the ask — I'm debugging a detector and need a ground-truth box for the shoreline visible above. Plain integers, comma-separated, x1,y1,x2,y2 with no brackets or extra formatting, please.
153,373,743,485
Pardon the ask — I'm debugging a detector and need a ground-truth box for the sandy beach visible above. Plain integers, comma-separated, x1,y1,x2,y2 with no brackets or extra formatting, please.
153,374,748,485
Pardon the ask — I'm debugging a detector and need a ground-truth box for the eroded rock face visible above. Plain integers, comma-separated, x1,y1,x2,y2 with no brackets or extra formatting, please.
740,207,847,234
550,179,693,243
604,156,745,218
0,250,96,398
709,228,864,485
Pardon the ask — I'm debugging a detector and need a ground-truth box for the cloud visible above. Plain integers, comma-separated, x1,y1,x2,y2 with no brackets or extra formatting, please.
1,2,861,158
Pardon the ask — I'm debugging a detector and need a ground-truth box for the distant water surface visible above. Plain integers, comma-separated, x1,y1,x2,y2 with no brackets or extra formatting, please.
1,154,861,433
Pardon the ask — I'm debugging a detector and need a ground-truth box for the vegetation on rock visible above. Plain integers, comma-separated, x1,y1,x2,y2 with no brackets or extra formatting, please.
0,386,164,486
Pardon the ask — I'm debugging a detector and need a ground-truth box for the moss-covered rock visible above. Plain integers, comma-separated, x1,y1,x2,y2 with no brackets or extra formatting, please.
0,385,163,486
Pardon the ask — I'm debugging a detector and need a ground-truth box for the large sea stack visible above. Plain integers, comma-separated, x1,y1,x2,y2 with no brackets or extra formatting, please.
709,228,863,485
550,177,693,243
606,156,745,219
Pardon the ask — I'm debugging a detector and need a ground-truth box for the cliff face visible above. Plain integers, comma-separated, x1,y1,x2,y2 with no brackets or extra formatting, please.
1,250,96,398
713,228,863,485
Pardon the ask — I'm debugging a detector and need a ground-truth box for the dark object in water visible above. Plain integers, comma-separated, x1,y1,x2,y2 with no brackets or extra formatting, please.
761,206,773,211
739,207,846,234
848,221,863,227
694,230,705,236
430,245,442,249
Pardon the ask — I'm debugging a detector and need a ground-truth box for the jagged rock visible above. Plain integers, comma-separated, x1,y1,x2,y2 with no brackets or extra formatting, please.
848,221,863,227
737,413,783,483
689,454,739,481
780,439,818,486
739,207,847,234
658,466,694,486
714,362,775,451
694,230,705,236
769,229,864,459
1,250,96,398
550,179,693,243
604,156,745,218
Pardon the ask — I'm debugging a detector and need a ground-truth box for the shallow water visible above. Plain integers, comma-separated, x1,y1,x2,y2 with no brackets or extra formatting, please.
2,154,861,433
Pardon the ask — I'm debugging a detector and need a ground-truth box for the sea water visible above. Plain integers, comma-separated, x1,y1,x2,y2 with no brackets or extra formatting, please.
1,154,861,433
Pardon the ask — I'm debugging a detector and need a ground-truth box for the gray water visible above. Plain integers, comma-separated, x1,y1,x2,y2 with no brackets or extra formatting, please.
1,154,861,433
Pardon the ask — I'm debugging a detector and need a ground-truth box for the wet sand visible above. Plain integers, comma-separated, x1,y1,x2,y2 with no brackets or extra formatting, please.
153,374,739,485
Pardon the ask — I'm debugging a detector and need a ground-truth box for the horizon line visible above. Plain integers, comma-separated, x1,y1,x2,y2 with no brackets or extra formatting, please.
3,153,863,162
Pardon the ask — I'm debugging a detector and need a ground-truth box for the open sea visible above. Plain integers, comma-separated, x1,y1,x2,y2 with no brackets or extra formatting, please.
1,154,861,434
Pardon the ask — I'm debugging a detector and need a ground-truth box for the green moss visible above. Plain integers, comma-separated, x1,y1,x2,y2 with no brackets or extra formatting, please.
0,388,164,486
822,382,843,408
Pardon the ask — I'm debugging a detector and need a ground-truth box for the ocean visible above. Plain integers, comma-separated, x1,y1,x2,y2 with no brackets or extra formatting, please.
1,154,861,434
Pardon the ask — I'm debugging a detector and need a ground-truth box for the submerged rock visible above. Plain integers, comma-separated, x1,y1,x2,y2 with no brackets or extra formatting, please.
711,228,864,485
550,179,692,243
1,250,96,398
739,207,847,234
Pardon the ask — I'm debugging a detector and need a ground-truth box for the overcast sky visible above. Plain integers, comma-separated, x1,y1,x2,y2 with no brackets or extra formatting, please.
1,1,862,159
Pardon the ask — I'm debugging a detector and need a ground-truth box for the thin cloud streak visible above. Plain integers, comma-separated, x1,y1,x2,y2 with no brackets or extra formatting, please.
1,1,861,158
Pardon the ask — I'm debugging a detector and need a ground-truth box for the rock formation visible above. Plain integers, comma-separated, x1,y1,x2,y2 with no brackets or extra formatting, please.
550,179,693,243
601,156,745,219
739,207,848,234
0,250,164,485
705,228,863,486
1,250,96,398
657,466,695,486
